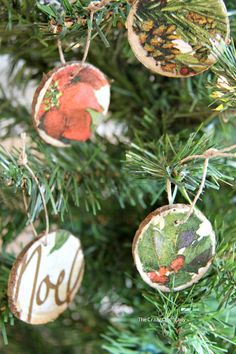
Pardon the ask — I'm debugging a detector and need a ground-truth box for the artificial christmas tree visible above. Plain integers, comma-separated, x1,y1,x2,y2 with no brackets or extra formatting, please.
0,0,235,353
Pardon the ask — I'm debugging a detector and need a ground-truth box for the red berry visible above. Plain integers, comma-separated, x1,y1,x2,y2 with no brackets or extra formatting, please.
169,255,185,272
147,272,169,284
180,67,190,76
159,266,169,276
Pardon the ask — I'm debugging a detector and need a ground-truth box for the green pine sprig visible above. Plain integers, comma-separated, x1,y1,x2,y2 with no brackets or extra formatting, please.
210,40,236,111
125,131,235,204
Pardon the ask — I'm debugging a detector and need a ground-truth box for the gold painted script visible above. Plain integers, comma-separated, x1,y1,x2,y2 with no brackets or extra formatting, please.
14,243,83,323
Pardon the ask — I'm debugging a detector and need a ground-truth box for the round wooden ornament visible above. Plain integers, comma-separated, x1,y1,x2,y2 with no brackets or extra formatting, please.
32,62,110,147
126,0,230,77
132,204,216,292
8,230,84,324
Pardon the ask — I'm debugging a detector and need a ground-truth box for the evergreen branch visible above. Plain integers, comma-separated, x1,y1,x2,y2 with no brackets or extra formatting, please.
125,132,236,204
210,41,236,111
18,133,50,238
0,0,128,58
103,219,236,354
102,187,236,353
0,1,235,350
0,263,14,345
0,135,157,220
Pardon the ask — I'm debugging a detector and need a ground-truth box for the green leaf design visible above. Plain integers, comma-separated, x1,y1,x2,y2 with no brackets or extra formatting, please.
169,271,193,288
176,54,200,66
138,227,159,272
49,230,69,255
179,214,201,233
87,109,104,125
183,248,213,273
154,213,180,265
182,236,213,267
137,212,204,272
177,214,201,249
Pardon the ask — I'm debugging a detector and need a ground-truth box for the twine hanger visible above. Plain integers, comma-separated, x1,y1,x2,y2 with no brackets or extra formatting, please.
18,133,49,245
167,144,236,225
57,1,111,68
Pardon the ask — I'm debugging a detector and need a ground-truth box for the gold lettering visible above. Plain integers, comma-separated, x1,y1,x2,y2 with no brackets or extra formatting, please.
15,245,42,323
66,247,84,303
14,242,83,323
36,271,66,306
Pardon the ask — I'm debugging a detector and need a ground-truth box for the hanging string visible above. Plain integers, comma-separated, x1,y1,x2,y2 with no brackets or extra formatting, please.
56,1,112,74
22,188,38,238
166,179,173,205
18,133,50,244
72,10,94,79
57,39,66,65
176,144,236,225
82,0,112,61
87,0,111,11
179,145,236,165
73,0,112,77
178,158,209,225
81,10,94,66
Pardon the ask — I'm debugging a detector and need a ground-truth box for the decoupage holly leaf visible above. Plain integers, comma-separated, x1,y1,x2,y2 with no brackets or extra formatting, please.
87,108,104,126
169,271,193,288
175,54,200,66
49,230,69,254
178,214,202,238
182,236,213,273
177,230,197,249
138,227,159,272
183,248,213,273
177,214,201,250
155,213,179,265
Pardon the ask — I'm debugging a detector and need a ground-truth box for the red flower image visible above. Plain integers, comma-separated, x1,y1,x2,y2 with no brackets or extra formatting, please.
60,83,102,116
75,66,109,90
32,62,110,147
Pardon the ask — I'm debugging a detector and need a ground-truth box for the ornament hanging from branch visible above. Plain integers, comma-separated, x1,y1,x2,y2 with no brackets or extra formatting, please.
126,0,230,77
7,136,85,324
132,204,216,291
8,230,85,324
33,4,110,147
132,143,236,292
32,62,110,147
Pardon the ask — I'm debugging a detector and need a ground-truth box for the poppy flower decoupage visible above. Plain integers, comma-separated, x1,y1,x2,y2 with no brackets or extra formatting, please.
32,62,110,147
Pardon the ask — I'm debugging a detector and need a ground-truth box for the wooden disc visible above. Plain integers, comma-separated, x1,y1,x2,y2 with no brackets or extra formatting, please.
8,230,84,324
132,204,216,292
126,0,230,77
32,62,110,147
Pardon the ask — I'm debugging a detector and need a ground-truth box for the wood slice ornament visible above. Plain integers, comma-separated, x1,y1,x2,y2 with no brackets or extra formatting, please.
126,0,230,77
32,62,110,147
8,230,84,324
133,204,216,292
